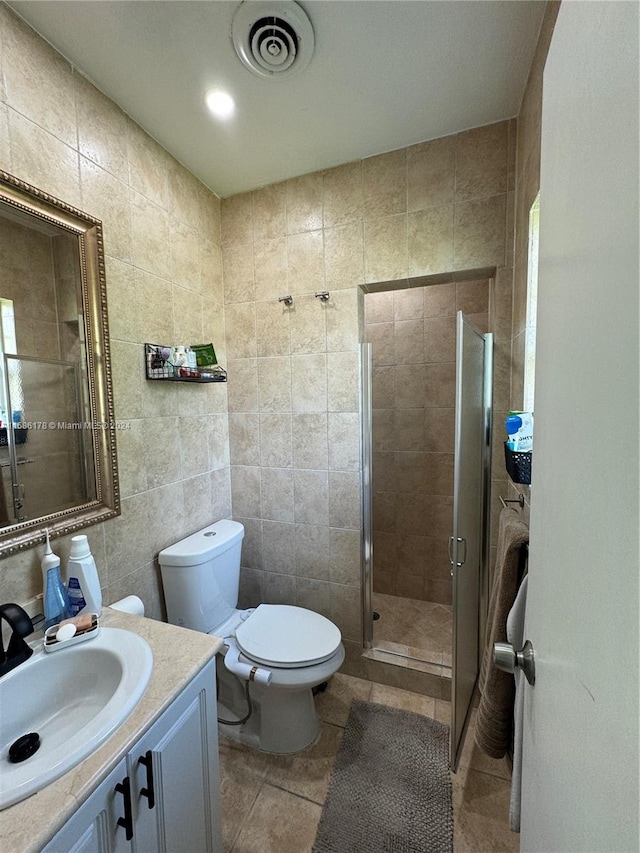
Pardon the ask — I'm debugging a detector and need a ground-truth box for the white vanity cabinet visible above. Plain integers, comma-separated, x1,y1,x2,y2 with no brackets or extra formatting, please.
43,658,221,853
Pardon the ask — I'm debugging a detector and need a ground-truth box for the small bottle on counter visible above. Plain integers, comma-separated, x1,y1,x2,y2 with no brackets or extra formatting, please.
65,534,102,617
41,529,70,628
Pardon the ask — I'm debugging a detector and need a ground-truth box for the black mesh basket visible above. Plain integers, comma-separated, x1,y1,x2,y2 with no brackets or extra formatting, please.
504,442,532,485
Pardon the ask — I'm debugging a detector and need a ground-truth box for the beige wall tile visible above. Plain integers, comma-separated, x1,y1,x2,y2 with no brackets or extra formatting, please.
292,413,329,470
287,229,324,294
424,407,455,453
257,299,291,357
253,237,287,302
286,172,323,233
259,413,292,468
324,221,364,289
229,413,259,466
453,194,506,270
8,110,81,208
294,469,329,525
364,214,408,283
261,467,294,522
425,362,456,408
221,192,252,246
167,160,201,231
227,359,258,413
291,353,327,412
172,284,204,343
75,74,129,184
265,571,296,604
290,296,326,354
424,281,456,317
135,269,173,342
130,191,171,278
366,321,394,366
179,415,210,479
252,183,285,241
238,516,263,570
330,584,362,641
115,419,147,498
456,279,489,314
105,257,139,343
408,205,454,277
0,104,9,168
143,416,181,488
258,356,292,412
363,148,407,220
327,351,359,412
327,412,360,472
424,315,457,363
329,471,361,529
393,288,424,321
294,523,329,580
231,465,261,518
126,119,169,208
326,288,360,352
329,527,361,586
365,290,394,324
2,10,76,148
407,136,455,212
262,520,295,574
394,363,426,409
323,160,363,227
169,218,201,292
200,240,223,302
455,121,508,202
80,157,133,263
222,243,255,304
225,301,257,359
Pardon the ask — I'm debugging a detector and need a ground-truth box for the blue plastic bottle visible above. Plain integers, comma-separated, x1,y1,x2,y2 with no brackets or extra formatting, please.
41,529,70,628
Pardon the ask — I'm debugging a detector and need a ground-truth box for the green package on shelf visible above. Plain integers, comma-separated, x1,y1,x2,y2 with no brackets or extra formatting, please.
190,343,217,367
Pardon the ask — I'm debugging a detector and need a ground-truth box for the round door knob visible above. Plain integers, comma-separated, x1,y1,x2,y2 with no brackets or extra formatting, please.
493,639,536,685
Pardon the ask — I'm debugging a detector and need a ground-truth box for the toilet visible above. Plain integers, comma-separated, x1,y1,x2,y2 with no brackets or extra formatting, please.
158,519,345,754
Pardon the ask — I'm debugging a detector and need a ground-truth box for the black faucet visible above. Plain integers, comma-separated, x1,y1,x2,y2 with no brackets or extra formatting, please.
0,603,34,677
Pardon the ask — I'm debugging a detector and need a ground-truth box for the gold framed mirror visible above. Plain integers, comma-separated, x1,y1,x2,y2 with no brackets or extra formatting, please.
0,170,119,556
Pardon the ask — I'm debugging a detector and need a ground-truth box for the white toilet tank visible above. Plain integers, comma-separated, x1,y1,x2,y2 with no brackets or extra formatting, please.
159,519,244,634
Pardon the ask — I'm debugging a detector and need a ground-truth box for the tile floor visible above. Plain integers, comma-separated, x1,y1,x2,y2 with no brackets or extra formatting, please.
219,673,519,853
373,592,453,667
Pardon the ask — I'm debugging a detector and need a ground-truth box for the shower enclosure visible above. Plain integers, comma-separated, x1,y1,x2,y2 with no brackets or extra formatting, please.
361,281,493,769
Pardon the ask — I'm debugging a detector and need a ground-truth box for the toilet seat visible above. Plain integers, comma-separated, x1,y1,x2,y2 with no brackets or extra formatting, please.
235,604,342,668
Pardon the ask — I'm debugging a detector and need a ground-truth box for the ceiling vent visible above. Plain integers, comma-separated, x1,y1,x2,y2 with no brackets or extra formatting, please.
232,1,315,79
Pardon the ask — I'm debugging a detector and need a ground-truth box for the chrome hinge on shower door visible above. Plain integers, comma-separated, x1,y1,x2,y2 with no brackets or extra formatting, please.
448,536,467,575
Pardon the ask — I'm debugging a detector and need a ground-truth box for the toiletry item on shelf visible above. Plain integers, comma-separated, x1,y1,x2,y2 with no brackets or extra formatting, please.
505,412,533,452
64,534,102,617
190,343,218,367
41,529,70,629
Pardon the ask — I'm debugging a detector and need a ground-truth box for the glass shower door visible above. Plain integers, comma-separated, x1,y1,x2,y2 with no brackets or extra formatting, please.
450,312,493,770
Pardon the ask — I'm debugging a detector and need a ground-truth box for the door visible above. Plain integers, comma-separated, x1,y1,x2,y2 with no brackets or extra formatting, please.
520,3,639,850
450,312,492,769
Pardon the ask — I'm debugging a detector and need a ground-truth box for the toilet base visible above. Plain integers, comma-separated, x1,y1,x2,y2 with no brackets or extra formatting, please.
215,647,344,754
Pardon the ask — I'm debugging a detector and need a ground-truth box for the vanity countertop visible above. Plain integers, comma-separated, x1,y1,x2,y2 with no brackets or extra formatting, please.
0,607,222,852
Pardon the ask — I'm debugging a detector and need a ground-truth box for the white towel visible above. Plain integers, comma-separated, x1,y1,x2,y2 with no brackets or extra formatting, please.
506,574,528,832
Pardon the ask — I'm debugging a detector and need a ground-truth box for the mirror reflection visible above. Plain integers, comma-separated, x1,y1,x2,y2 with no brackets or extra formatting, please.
0,171,119,555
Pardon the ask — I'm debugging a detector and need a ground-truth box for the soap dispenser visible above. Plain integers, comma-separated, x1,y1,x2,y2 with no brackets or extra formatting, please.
41,529,70,629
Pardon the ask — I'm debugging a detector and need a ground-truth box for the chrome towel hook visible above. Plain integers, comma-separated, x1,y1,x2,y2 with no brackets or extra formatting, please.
278,295,293,306
314,291,330,302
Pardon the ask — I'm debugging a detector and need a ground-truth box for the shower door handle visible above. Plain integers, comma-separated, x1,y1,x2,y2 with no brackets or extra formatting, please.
448,536,467,568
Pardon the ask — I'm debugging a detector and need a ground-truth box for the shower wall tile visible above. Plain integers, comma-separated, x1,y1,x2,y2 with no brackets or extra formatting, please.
322,160,363,228
294,469,329,526
408,205,454,278
223,243,255,304
364,214,408,283
258,356,292,412
259,413,292,469
291,353,327,412
227,359,259,413
286,173,323,234
327,352,359,412
256,299,291,357
329,528,361,586
456,279,489,314
254,237,288,301
394,318,425,364
393,288,424,321
290,296,326,354
455,121,509,202
362,149,407,220
292,413,329,470
225,302,257,359
453,194,507,271
287,229,324,294
407,136,455,212
252,182,286,241
221,192,252,246
424,281,456,317
324,221,364,289
365,290,394,324
260,467,294,522
424,316,456,363
327,412,360,472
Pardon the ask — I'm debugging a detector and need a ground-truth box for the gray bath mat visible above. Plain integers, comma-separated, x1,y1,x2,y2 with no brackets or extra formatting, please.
313,700,453,853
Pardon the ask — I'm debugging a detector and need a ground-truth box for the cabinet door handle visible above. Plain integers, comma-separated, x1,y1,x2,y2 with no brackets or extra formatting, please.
138,750,156,809
115,776,134,841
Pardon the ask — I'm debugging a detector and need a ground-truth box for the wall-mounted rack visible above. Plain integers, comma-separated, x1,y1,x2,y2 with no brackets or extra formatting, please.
144,344,226,383
500,494,525,509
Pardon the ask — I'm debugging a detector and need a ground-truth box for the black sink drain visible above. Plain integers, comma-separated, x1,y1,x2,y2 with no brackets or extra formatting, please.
8,732,40,763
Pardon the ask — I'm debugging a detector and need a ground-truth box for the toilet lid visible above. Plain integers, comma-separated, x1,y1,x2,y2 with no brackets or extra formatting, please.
235,604,342,668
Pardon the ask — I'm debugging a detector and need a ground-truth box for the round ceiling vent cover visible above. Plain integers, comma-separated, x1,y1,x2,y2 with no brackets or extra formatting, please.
232,1,315,79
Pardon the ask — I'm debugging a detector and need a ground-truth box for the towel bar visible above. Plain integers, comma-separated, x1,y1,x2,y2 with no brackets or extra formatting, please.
500,494,525,509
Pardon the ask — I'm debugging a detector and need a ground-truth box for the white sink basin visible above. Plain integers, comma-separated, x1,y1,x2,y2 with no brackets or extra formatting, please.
0,627,153,809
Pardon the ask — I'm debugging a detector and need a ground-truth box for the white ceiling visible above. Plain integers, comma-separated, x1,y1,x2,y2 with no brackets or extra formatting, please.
9,1,546,198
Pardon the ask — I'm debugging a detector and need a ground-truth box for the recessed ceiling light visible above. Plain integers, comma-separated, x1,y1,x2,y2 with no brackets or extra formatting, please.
205,90,235,119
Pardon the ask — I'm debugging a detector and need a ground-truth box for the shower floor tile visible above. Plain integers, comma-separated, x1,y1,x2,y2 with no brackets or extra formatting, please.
372,591,452,666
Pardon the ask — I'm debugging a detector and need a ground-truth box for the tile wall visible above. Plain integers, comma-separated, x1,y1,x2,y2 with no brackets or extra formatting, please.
365,279,489,606
222,120,515,676
0,5,230,618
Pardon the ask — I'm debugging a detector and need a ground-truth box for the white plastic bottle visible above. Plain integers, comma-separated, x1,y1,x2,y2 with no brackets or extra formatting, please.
65,534,102,617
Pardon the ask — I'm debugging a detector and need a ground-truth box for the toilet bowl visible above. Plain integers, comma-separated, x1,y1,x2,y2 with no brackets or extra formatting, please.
159,520,345,754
